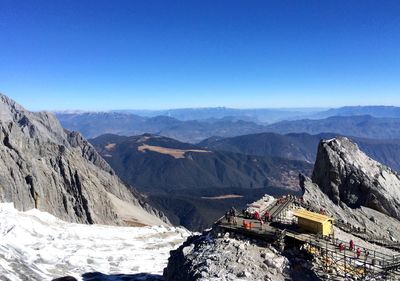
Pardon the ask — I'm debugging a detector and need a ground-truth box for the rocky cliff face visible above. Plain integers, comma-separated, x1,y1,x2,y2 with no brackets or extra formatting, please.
0,94,167,226
301,174,400,242
312,137,400,220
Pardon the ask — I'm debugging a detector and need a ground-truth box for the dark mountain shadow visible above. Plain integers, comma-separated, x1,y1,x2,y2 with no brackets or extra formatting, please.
82,272,164,281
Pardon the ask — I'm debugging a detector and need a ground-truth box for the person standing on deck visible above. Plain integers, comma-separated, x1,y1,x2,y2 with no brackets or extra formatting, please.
339,243,344,252
349,239,354,251
264,211,271,222
356,248,361,258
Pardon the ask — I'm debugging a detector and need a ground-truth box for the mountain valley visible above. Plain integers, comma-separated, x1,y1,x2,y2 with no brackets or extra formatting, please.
89,133,311,230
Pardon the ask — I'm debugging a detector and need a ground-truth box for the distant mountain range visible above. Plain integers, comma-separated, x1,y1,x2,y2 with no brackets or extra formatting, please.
57,105,400,123
57,111,400,143
199,132,400,172
307,105,400,119
265,115,400,139
109,107,323,123
89,134,312,230
56,112,267,142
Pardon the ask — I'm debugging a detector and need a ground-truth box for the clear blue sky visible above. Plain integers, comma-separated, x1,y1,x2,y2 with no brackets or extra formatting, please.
1,0,400,110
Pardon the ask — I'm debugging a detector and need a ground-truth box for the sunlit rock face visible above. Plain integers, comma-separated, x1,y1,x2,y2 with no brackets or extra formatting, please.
312,137,400,219
0,93,167,226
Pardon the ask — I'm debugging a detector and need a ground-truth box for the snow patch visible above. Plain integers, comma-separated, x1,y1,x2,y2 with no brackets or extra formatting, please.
0,203,191,281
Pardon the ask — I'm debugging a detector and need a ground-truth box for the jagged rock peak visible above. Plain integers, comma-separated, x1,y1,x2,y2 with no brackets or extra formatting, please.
312,137,400,220
0,93,168,226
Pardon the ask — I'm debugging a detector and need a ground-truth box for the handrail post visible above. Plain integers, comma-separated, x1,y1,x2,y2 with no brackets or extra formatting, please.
325,239,328,273
344,246,347,278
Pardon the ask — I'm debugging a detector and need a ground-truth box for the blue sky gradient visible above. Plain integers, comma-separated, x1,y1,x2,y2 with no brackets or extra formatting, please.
1,0,400,110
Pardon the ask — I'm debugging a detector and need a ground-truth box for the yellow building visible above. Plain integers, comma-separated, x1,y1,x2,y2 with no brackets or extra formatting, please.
293,209,334,236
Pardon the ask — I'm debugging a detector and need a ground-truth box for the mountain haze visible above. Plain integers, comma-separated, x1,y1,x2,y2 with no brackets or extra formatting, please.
308,106,400,119
58,111,400,143
56,112,267,143
111,107,322,123
265,115,400,140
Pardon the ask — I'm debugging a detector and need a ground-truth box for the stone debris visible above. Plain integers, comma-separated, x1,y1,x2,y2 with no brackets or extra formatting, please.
164,230,291,281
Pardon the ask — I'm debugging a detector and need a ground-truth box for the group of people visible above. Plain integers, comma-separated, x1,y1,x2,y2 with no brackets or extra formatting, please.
242,209,272,221
223,206,275,229
338,239,367,259
241,209,273,230
224,207,237,224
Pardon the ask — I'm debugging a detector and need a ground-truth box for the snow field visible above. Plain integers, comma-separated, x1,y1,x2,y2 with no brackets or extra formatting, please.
0,203,191,281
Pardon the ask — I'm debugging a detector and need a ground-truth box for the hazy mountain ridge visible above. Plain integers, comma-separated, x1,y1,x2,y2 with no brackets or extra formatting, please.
199,132,400,172
199,132,328,163
57,108,400,143
308,105,400,119
59,105,400,123
265,115,400,139
114,107,324,123
56,112,267,143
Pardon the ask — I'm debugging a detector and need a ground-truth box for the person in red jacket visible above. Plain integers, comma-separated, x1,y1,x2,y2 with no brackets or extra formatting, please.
264,211,271,222
356,248,361,258
338,242,344,252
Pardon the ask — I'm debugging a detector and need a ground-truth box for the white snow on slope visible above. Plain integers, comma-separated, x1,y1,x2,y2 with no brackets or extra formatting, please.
0,203,191,281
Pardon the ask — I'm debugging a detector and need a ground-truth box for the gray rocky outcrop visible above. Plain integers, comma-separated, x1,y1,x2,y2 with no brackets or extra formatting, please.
164,230,290,281
301,172,400,243
0,93,168,226
312,137,400,220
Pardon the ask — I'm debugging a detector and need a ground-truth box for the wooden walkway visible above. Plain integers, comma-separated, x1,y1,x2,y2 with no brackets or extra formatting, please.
216,201,400,280
218,216,282,241
218,216,400,279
